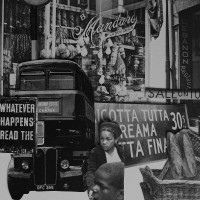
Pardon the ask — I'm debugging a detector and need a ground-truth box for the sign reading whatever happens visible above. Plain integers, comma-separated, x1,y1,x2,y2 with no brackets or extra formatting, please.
0,98,37,153
95,103,188,166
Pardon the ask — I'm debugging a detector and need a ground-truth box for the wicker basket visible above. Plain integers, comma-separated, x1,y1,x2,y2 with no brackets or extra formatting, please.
140,129,200,200
187,129,200,158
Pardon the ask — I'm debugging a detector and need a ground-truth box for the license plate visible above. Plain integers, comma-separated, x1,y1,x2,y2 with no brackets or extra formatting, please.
36,185,55,191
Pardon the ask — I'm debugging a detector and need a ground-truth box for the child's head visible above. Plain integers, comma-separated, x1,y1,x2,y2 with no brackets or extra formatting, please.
99,121,122,152
92,162,124,200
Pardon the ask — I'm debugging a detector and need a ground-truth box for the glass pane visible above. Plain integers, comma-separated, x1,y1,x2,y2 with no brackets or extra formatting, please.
59,0,69,5
49,72,74,89
21,71,44,76
70,0,78,7
20,75,45,90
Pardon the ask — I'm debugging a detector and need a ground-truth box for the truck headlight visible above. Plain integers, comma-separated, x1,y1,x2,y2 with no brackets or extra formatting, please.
60,159,69,170
21,160,29,171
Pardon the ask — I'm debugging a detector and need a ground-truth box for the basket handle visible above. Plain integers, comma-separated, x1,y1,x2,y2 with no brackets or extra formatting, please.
140,182,154,200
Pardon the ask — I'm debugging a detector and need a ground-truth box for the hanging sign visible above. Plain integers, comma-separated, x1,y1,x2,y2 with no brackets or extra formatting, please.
95,103,188,167
179,11,192,89
0,98,37,154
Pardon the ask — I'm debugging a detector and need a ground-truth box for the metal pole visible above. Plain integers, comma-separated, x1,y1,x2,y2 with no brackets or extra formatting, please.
169,0,177,89
45,3,50,58
30,5,38,60
0,0,4,96
145,2,151,88
165,0,170,89
51,0,56,58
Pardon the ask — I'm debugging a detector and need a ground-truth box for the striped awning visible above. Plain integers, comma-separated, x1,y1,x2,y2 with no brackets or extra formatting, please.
174,0,200,12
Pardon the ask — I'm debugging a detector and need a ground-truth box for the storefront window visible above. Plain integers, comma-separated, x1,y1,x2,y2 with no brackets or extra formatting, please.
85,8,145,102
3,0,32,95
3,0,146,101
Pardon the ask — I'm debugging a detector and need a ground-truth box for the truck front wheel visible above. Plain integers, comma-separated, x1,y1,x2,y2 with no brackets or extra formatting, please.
7,176,24,200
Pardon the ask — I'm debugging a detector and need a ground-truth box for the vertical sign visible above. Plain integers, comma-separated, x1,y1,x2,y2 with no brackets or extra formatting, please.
179,10,192,89
0,97,37,153
0,0,4,96
95,103,188,167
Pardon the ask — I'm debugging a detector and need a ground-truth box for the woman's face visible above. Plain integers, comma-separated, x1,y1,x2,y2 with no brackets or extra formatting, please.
100,130,116,152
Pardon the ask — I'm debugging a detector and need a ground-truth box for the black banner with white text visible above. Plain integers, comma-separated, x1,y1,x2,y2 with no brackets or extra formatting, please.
95,103,188,167
0,97,37,153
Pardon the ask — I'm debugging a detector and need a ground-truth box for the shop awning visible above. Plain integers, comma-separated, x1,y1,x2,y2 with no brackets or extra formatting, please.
174,0,200,12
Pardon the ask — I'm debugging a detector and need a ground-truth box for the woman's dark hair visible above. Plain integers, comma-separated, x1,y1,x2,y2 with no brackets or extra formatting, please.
99,120,122,139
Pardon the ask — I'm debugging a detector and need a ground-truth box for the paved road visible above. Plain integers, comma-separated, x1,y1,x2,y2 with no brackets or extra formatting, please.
21,191,88,200
0,154,165,200
0,154,89,200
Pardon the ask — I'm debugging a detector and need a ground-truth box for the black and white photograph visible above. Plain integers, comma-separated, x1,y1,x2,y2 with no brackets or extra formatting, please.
1,0,200,200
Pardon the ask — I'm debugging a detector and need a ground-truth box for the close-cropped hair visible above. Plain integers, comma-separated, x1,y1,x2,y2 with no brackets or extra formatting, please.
95,162,124,189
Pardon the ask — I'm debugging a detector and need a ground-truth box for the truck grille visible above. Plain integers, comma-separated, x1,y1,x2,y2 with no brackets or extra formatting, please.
34,147,57,185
